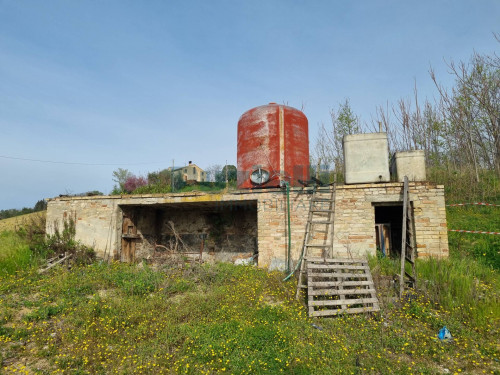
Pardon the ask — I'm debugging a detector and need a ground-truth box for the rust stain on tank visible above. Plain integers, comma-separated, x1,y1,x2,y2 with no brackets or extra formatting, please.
237,103,309,188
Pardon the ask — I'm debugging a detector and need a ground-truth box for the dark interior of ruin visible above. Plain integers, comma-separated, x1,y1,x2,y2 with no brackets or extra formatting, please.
119,201,258,262
374,204,403,257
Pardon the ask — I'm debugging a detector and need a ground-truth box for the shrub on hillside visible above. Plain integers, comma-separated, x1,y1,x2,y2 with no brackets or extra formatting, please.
124,176,148,193
16,213,95,265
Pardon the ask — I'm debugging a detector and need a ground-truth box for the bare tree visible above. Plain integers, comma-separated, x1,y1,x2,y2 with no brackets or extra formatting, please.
205,164,223,182
314,99,363,179
430,43,500,179
373,84,447,168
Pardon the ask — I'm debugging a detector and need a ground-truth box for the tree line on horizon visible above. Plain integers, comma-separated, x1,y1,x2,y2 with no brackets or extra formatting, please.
0,200,47,220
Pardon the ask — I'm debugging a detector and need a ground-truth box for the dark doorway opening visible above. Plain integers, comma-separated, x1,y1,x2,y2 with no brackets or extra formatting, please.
374,204,403,257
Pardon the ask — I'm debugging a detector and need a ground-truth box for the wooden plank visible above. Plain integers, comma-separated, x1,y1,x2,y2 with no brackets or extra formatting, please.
308,282,315,316
39,253,72,274
309,297,379,307
121,234,141,239
305,257,368,264
307,262,370,272
310,272,366,281
309,280,373,287
307,264,370,271
310,306,380,317
400,176,408,299
308,288,376,296
363,267,380,311
308,271,370,279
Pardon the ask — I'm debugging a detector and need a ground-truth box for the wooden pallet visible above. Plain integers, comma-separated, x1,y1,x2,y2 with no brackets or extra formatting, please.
307,257,380,317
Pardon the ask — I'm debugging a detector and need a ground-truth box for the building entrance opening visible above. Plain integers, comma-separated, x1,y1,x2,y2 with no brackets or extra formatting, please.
374,204,403,257
119,200,258,264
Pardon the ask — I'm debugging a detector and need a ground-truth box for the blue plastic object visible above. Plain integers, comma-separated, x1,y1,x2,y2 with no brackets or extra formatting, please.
438,326,452,340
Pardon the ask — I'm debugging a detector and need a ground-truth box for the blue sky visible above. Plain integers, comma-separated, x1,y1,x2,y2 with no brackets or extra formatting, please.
0,0,498,209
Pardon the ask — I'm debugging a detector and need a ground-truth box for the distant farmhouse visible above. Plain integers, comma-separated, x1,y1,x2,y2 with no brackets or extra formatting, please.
168,161,206,182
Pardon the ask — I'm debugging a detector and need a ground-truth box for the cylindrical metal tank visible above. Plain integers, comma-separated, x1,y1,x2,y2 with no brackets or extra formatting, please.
237,103,309,189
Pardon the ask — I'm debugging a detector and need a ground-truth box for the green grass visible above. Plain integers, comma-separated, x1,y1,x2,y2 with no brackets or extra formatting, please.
417,257,499,326
0,231,36,276
1,171,499,374
446,205,500,269
0,260,498,374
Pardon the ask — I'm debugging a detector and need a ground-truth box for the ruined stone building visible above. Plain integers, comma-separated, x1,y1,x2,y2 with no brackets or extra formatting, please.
46,104,448,269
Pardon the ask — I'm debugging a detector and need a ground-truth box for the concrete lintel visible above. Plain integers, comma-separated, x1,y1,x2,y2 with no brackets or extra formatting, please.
366,194,403,203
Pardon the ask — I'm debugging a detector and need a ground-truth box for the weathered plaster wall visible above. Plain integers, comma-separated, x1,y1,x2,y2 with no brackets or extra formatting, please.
46,182,448,269
46,197,121,259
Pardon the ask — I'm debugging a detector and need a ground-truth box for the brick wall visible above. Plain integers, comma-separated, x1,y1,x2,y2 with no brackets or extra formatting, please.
331,182,448,259
46,182,448,268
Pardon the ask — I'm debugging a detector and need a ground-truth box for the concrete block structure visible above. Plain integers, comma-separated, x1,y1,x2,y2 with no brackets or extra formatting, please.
343,133,391,184
46,181,449,268
394,150,426,182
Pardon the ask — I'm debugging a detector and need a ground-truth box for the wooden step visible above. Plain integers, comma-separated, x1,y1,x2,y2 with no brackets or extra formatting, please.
308,272,367,281
308,288,376,296
305,257,367,264
405,257,414,264
307,263,370,270
310,306,379,317
309,297,379,307
308,280,373,287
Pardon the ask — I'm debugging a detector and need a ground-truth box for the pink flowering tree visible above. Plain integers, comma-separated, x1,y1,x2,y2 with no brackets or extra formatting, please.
123,175,148,193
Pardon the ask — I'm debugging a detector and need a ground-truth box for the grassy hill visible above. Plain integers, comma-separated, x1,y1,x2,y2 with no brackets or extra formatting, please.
0,200,498,374
0,211,46,233
0,259,497,374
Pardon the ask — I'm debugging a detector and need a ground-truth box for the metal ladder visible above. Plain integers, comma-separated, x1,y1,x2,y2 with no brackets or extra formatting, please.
399,176,417,298
295,183,336,300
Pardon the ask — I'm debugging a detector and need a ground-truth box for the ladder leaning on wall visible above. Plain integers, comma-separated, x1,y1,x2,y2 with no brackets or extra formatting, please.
399,176,417,298
295,183,336,300
295,182,380,317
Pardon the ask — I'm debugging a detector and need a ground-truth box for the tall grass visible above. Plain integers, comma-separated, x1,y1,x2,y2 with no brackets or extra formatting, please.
428,167,500,204
446,205,500,269
417,257,499,324
0,231,35,276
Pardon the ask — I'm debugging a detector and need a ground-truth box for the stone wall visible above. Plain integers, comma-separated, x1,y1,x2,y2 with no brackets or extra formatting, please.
46,182,448,269
331,182,448,258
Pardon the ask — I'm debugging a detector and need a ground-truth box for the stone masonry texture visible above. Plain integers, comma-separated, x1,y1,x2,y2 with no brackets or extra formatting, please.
46,182,448,268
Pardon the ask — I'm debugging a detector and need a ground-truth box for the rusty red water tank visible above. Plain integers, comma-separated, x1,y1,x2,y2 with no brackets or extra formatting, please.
237,103,310,189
